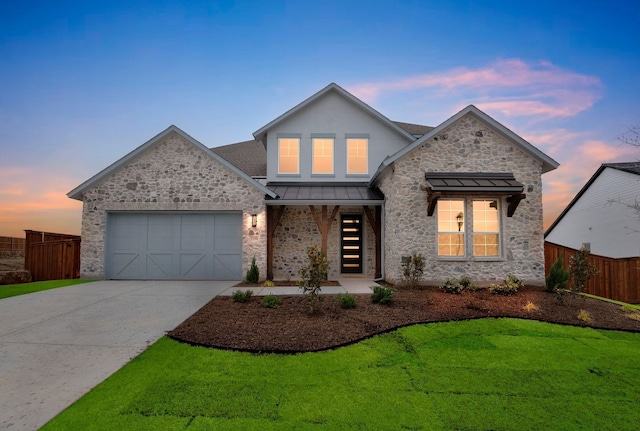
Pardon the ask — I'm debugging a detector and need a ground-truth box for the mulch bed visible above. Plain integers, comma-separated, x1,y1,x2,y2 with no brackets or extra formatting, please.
168,286,640,354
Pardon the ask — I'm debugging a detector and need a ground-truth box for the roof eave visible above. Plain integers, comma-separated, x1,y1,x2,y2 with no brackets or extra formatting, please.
68,125,277,201
252,83,416,144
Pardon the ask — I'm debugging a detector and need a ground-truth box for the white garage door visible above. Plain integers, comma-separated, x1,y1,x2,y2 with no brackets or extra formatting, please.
105,212,242,280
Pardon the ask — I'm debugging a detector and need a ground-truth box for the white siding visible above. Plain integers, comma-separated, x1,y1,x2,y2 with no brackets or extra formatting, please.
265,91,412,182
546,168,640,258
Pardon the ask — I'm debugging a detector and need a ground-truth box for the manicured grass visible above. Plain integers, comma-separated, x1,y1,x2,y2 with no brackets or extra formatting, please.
43,318,640,430
0,279,94,299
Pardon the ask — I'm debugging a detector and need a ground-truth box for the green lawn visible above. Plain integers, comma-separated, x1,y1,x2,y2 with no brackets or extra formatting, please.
43,318,640,430
0,279,93,299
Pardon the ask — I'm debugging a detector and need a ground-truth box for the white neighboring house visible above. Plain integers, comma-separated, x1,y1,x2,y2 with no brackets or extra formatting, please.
545,162,640,258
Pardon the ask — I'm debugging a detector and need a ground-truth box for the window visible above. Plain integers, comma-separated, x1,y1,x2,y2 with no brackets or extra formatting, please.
278,138,299,174
473,200,500,257
312,138,334,174
347,138,368,174
437,199,465,256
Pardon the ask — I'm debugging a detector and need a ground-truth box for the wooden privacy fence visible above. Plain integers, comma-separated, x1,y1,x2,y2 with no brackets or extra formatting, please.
24,230,81,281
544,241,640,304
0,236,25,253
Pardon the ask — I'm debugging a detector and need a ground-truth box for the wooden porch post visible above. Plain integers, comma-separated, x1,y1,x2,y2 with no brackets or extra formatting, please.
364,206,382,279
266,205,285,280
308,205,340,256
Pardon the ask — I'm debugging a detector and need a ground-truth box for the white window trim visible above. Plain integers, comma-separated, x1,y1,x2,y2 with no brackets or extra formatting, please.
312,137,334,175
277,137,300,175
346,137,369,175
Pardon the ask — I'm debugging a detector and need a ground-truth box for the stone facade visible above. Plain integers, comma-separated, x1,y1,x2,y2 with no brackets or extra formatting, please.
79,131,267,279
378,113,546,286
272,205,376,280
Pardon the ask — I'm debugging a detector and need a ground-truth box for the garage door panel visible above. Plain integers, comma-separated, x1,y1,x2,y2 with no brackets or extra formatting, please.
146,253,174,278
180,253,208,279
111,253,141,278
106,213,242,280
213,253,242,280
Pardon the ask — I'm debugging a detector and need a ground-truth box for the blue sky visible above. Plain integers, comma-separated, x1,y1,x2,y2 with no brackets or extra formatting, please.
1,0,639,237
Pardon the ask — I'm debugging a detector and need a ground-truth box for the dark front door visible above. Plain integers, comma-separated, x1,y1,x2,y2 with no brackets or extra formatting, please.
341,214,363,273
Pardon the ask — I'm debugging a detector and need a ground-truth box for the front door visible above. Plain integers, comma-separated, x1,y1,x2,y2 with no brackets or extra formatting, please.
341,214,363,273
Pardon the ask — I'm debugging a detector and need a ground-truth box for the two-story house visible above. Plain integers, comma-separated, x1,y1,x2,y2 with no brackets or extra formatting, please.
68,83,559,285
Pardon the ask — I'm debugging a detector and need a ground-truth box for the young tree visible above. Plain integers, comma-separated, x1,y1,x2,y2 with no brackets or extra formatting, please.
568,247,599,296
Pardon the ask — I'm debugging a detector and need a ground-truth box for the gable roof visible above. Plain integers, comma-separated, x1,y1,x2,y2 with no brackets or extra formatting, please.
370,105,560,186
67,125,276,201
211,139,266,177
544,162,640,237
252,82,417,144
392,121,434,137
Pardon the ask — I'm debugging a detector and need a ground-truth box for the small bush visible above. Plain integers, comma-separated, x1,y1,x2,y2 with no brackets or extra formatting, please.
459,275,480,291
337,293,357,309
231,289,253,303
523,301,539,312
262,294,280,308
440,277,464,294
569,247,599,295
577,309,591,322
545,257,570,293
263,280,275,287
401,253,425,288
246,256,259,284
298,245,329,313
371,285,395,304
489,274,523,296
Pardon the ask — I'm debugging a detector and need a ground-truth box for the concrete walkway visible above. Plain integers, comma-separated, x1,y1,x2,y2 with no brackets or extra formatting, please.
219,277,379,296
0,280,231,431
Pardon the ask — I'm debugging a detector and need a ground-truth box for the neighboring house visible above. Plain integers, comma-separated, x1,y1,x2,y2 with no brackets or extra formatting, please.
545,162,640,258
68,83,559,285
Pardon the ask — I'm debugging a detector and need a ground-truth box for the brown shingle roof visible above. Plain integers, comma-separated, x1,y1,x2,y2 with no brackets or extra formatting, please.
210,140,266,177
392,121,434,136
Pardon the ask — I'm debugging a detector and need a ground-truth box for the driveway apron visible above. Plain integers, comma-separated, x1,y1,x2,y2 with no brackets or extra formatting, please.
0,280,232,431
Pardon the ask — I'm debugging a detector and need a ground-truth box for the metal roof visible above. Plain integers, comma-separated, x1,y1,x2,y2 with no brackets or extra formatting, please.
424,172,524,193
265,182,384,205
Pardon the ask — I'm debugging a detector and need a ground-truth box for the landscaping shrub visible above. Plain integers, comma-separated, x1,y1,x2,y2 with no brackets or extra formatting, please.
262,294,280,308
440,277,464,294
569,247,598,295
545,257,570,293
371,285,395,304
298,245,329,313
401,253,425,288
459,275,480,291
245,256,259,283
577,309,591,322
489,274,522,296
231,289,253,303
337,293,357,309
263,280,275,287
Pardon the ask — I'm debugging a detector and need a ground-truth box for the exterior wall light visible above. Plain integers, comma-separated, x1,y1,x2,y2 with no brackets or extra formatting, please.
251,214,258,228
456,212,464,232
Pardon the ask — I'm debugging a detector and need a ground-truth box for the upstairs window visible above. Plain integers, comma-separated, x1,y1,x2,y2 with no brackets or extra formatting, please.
312,138,334,174
473,200,500,257
278,138,299,174
347,138,368,174
437,199,465,256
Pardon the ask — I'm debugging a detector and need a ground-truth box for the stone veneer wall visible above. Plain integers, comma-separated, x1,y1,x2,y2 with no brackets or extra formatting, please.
272,205,376,280
378,113,546,286
79,132,267,279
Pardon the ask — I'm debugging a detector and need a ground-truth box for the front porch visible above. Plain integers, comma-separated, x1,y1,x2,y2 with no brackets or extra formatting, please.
263,183,384,281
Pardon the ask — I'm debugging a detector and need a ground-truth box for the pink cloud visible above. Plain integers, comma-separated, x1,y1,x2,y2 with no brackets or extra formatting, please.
348,59,601,119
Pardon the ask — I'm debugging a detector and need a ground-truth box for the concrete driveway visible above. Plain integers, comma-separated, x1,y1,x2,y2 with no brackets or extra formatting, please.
0,280,233,430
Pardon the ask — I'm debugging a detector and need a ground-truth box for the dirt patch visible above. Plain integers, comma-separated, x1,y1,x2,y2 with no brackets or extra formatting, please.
168,286,640,353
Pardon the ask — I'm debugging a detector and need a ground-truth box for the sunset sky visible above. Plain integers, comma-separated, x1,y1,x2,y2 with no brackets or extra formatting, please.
1,0,639,238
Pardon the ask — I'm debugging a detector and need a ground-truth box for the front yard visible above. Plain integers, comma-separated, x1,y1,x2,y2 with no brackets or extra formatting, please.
43,318,640,430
